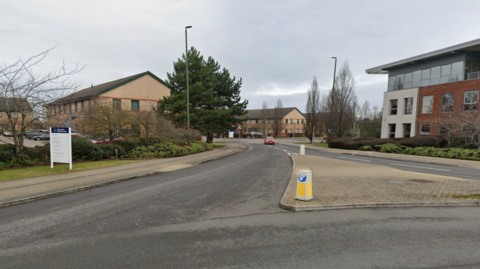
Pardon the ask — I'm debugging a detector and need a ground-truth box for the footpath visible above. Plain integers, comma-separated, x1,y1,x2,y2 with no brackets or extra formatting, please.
279,142,480,211
0,142,245,208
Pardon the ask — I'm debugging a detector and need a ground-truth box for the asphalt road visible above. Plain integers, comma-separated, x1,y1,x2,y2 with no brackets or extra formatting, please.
276,143,480,180
2,143,480,268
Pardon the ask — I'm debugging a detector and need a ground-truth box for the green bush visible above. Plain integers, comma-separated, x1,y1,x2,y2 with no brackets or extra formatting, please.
374,143,404,154
329,137,393,150
129,142,212,158
398,136,447,148
359,145,373,151
97,143,127,159
71,135,104,160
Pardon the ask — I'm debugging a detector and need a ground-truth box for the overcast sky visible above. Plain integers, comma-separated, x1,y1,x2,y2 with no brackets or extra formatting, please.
2,0,480,112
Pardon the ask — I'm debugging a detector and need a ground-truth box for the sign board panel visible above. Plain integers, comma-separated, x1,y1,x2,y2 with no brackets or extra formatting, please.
50,127,72,170
237,125,242,130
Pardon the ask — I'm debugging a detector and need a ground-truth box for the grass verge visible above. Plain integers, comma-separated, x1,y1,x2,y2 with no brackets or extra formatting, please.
0,160,140,182
212,142,227,147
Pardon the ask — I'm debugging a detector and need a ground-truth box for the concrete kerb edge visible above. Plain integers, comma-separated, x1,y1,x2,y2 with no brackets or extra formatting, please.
0,171,163,209
196,144,247,165
280,143,476,169
279,154,297,211
292,201,480,212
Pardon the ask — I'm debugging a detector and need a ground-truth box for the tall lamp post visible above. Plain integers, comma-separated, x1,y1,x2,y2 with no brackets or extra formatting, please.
185,25,192,143
328,57,337,143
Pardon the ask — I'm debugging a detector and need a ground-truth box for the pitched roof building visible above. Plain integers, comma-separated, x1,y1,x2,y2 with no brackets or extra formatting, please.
241,107,307,137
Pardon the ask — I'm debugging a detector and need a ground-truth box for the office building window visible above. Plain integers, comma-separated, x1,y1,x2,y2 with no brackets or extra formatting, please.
404,97,413,114
289,129,292,133
420,124,431,135
422,96,433,114
389,124,396,138
113,99,121,111
250,120,253,124
441,93,454,112
301,119,304,124
464,90,478,111
131,100,139,111
285,119,288,124
268,129,271,134
75,102,78,112
403,123,411,138
439,124,452,135
290,119,293,124
300,129,303,133
297,119,299,124
81,100,85,111
285,129,288,133
390,99,398,115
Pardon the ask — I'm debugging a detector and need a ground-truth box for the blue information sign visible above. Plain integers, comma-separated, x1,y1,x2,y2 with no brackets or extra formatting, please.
51,127,69,133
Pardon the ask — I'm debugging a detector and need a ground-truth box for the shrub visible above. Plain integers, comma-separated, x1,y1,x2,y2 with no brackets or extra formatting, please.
359,145,373,151
71,135,104,160
97,143,127,159
374,143,404,154
329,137,393,150
398,136,447,148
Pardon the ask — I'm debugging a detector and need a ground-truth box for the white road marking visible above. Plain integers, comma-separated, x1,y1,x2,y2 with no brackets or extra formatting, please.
388,163,451,172
337,156,371,162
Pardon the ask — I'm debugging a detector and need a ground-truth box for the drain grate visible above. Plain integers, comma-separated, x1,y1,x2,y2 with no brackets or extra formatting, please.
410,179,434,183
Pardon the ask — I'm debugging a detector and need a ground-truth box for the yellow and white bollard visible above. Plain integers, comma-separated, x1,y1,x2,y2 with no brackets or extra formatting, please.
299,145,305,156
295,169,312,201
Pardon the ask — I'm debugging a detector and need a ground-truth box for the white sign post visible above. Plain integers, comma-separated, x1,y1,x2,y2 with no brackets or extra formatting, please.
50,127,72,170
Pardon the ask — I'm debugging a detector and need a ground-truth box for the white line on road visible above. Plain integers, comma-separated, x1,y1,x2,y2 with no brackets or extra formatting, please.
337,156,371,162
388,163,451,172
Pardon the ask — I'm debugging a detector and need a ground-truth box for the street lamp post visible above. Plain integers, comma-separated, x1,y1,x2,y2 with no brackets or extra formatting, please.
328,57,337,143
185,26,192,143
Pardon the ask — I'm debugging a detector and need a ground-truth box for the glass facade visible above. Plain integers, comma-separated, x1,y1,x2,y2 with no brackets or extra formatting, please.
404,97,413,114
463,90,478,111
441,93,454,112
388,61,464,91
422,96,433,114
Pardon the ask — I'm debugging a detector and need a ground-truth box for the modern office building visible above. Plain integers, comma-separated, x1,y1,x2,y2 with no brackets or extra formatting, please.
366,38,480,138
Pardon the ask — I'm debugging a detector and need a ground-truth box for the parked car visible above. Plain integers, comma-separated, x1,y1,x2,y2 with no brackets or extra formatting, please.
81,134,124,144
32,133,50,141
264,136,275,145
71,129,82,136
2,130,23,137
3,130,12,137
25,129,43,139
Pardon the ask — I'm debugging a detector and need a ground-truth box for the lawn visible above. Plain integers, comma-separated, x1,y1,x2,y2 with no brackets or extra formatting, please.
0,160,140,182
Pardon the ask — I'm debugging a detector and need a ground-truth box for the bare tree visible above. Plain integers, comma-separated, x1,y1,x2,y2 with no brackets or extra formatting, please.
260,101,268,137
360,100,371,121
326,61,358,138
371,105,380,121
129,103,158,146
433,106,480,148
0,48,82,153
83,96,128,143
305,76,321,142
272,98,284,137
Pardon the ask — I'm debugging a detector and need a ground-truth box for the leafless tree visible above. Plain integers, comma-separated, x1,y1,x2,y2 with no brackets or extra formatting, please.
360,100,371,121
0,48,82,153
433,106,480,148
83,96,129,143
305,76,321,142
272,98,284,137
371,105,381,121
260,101,268,137
325,61,358,137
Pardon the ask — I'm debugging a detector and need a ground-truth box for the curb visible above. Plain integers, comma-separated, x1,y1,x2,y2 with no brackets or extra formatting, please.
278,151,480,212
278,154,297,211
279,143,478,169
0,146,246,209
0,171,162,209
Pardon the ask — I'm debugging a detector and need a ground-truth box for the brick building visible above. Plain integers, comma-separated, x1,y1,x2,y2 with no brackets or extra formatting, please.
48,71,170,134
366,38,480,138
242,107,306,137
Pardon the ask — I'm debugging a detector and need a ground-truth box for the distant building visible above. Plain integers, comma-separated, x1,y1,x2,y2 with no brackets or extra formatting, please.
366,38,480,138
48,71,170,134
0,98,33,133
242,107,306,137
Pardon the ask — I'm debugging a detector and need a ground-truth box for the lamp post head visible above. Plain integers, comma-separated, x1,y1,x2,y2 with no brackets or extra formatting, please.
185,26,192,29
331,57,336,60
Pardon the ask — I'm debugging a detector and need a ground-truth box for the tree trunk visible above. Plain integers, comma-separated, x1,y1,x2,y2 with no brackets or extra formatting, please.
206,132,214,143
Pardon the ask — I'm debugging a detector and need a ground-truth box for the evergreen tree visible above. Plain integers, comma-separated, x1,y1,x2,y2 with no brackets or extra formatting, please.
159,47,248,143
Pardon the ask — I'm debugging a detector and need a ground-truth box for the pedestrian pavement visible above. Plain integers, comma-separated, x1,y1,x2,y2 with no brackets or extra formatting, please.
0,142,246,208
279,142,480,211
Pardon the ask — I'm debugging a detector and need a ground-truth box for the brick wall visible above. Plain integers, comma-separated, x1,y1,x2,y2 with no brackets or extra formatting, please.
417,79,480,135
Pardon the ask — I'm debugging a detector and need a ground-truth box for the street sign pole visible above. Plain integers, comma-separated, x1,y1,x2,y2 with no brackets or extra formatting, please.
237,124,242,149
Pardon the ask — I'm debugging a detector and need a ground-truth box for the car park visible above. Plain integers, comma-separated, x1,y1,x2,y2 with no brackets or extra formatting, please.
25,129,43,139
3,130,12,137
264,136,275,145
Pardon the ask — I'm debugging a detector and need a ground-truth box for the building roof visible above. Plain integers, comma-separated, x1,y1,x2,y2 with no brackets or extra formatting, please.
245,107,304,119
0,98,32,112
366,38,480,74
50,71,169,105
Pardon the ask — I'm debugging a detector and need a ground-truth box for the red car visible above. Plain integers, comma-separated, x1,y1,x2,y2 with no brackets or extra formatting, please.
264,136,275,145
